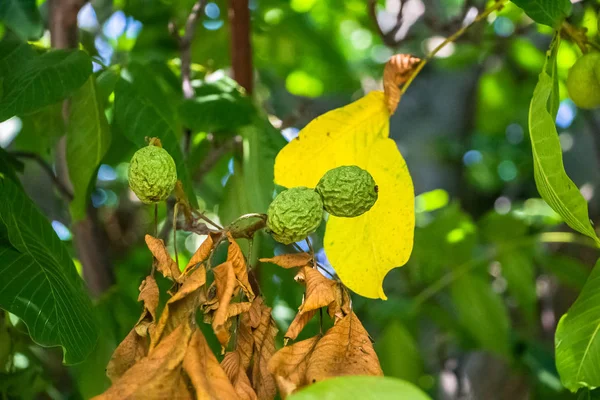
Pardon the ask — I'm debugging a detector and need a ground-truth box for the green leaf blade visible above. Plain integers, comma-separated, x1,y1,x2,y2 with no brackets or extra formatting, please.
0,178,97,364
288,376,432,400
0,49,92,122
556,259,600,391
0,34,36,79
67,76,112,221
511,0,571,28
178,78,255,134
451,273,510,356
528,67,600,245
0,0,43,41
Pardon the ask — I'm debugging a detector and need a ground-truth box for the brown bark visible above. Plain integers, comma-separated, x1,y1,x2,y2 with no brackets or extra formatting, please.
228,0,253,94
49,0,114,297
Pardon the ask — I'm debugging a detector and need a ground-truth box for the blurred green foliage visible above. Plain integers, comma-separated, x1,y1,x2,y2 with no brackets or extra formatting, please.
1,0,600,399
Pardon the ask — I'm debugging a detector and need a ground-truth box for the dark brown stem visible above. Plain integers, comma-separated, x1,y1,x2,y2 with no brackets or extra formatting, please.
170,0,207,153
228,0,253,94
194,135,242,181
10,151,74,201
368,0,405,47
49,0,114,297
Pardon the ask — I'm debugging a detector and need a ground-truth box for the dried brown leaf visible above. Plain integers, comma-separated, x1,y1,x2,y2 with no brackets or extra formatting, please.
383,54,421,114
182,234,214,276
134,276,159,336
248,297,264,329
107,276,159,382
305,312,383,383
327,283,351,323
228,302,253,319
93,322,193,400
152,265,207,349
183,329,239,399
212,261,237,349
267,336,320,398
106,329,149,383
259,253,312,269
298,267,336,313
221,351,258,400
227,233,254,300
284,309,316,341
252,302,278,400
145,234,181,281
237,313,255,369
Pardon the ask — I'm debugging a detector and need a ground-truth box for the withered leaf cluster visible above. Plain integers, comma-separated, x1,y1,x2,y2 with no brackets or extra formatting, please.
96,237,382,400
262,256,381,398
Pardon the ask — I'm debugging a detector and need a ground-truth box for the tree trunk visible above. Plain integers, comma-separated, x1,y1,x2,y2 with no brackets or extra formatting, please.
49,0,114,297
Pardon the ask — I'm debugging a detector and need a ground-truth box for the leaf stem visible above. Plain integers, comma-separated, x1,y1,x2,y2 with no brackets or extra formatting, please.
173,202,179,267
400,0,508,96
412,231,599,308
10,151,74,201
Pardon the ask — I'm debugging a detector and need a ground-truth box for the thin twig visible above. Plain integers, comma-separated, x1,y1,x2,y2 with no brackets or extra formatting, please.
192,209,223,230
169,0,207,153
412,231,599,308
194,136,242,181
173,202,180,266
154,203,158,237
10,151,74,201
368,0,405,47
400,0,508,96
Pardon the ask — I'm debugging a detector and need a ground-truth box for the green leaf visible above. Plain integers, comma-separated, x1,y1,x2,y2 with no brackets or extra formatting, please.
178,78,255,133
540,254,589,291
0,0,43,41
95,67,120,102
479,211,528,244
13,103,65,154
0,49,92,122
528,47,600,246
498,250,536,324
0,34,36,79
511,0,571,27
556,259,600,392
67,76,112,221
375,320,424,384
0,177,97,364
0,147,23,185
240,115,287,214
450,273,510,356
412,204,477,284
114,77,198,208
288,376,432,400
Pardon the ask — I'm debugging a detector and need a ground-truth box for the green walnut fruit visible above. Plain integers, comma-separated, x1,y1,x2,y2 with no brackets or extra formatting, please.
566,52,600,109
315,165,378,218
128,143,177,204
267,187,323,244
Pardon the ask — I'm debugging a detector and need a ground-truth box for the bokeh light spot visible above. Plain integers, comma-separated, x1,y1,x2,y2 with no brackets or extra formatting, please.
493,16,515,37
97,164,117,181
497,160,517,181
505,123,523,144
556,100,576,129
559,132,574,152
463,150,483,166
494,196,511,214
264,8,284,25
290,0,317,13
52,220,72,241
285,70,324,98
0,117,22,147
205,2,220,19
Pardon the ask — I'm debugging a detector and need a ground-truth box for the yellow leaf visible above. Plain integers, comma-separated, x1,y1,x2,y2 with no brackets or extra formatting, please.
274,91,414,299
